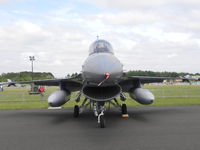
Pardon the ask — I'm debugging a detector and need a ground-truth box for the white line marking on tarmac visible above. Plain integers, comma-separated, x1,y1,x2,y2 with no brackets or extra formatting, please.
48,107,62,109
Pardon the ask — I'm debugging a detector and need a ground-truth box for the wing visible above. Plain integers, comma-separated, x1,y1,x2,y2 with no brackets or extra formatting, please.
128,76,172,83
119,76,186,92
11,76,83,92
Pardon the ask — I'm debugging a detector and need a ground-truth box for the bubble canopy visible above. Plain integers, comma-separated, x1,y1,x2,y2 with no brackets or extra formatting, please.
89,40,114,55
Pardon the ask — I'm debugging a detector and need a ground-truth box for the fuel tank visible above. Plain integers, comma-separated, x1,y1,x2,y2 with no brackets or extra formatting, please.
48,90,71,107
129,88,154,105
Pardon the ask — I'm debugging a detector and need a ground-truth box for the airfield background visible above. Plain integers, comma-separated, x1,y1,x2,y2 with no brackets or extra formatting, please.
0,71,200,109
0,85,200,110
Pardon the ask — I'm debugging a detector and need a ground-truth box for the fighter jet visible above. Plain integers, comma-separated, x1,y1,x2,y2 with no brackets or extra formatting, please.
181,75,200,83
8,39,191,128
0,79,16,87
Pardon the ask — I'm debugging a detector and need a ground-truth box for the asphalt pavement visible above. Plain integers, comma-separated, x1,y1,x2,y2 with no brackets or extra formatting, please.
0,106,200,150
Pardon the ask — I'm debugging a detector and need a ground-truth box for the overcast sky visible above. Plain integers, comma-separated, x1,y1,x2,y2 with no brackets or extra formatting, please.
0,0,199,77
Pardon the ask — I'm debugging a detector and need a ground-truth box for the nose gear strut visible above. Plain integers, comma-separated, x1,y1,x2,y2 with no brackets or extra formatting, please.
96,102,106,128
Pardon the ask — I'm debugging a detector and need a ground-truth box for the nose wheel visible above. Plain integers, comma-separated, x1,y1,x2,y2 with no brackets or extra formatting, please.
94,102,106,128
98,114,105,128
74,105,79,117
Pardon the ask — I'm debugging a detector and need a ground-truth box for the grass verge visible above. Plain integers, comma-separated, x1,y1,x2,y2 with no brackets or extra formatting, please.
0,85,199,110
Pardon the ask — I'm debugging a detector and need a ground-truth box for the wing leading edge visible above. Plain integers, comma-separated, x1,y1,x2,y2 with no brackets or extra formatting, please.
12,76,83,92
119,76,191,92
128,76,172,83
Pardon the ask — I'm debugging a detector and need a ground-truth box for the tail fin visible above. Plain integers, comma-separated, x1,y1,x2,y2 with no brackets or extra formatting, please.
7,79,12,82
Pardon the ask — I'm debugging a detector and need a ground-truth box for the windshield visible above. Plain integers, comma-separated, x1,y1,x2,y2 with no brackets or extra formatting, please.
89,40,114,55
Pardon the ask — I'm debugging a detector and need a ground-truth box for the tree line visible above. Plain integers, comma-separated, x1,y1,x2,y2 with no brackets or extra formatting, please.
0,70,199,82
125,70,200,77
67,70,200,78
0,71,54,82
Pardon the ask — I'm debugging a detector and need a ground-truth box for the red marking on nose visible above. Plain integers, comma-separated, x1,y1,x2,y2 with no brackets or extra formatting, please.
105,73,110,79
98,73,110,86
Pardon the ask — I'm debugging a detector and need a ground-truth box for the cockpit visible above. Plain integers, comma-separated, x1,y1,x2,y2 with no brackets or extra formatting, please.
89,40,114,55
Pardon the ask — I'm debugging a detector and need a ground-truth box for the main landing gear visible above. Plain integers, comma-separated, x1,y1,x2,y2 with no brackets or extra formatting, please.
121,104,129,118
110,99,129,118
73,98,91,117
74,105,79,117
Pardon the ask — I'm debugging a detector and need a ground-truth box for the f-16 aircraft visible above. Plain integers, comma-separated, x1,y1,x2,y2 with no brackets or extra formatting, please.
182,75,200,83
0,79,16,87
8,39,195,128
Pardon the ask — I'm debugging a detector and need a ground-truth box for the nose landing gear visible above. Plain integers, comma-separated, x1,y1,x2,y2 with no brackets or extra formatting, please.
98,113,105,128
94,102,106,128
73,97,128,128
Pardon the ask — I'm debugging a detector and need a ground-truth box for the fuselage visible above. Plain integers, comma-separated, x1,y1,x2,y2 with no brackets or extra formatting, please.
81,40,123,101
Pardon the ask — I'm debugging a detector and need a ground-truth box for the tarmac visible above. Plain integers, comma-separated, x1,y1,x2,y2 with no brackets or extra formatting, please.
0,106,200,150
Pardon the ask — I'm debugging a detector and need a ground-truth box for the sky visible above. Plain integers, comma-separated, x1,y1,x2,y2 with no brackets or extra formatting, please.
0,0,200,77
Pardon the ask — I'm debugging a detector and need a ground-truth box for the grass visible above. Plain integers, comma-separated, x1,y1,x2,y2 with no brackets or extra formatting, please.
0,85,200,110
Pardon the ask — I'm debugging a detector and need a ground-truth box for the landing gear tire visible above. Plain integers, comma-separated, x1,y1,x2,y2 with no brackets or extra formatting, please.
99,115,105,128
74,105,79,117
121,104,127,114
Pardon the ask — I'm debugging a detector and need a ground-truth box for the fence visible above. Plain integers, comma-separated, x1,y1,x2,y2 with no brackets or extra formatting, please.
0,85,200,102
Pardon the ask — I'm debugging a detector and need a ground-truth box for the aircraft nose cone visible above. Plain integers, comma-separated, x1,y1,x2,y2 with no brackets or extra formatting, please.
82,53,123,82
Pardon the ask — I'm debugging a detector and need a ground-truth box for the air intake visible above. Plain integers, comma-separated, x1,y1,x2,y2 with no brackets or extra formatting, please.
82,85,121,101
